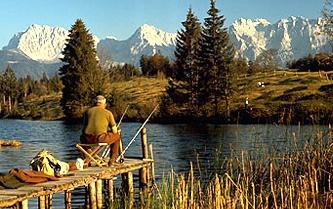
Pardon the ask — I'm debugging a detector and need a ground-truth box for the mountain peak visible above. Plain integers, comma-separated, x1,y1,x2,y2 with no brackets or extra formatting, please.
138,24,159,32
130,24,176,46
3,24,68,62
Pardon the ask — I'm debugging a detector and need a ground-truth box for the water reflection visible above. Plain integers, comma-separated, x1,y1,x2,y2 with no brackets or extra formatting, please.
0,120,328,208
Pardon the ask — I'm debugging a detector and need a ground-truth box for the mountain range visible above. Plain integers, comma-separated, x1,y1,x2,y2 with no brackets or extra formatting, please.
0,16,330,78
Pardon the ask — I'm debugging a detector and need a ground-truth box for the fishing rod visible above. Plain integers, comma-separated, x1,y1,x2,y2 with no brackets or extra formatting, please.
116,105,129,129
102,105,129,158
116,105,158,162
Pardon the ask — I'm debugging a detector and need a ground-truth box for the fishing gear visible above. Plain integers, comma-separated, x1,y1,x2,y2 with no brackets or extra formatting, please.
116,105,158,162
102,105,129,158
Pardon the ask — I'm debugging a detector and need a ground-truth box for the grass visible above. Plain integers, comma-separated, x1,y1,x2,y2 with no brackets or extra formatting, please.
10,69,333,122
232,70,333,124
235,70,333,105
110,76,167,106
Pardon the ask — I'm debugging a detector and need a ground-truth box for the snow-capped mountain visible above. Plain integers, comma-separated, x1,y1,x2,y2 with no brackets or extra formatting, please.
229,16,330,64
97,24,177,66
3,24,68,63
0,16,330,78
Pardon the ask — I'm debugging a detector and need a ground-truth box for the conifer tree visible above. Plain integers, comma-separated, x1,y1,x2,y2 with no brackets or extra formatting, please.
2,65,18,112
200,0,235,119
18,75,33,100
59,19,107,122
173,8,203,113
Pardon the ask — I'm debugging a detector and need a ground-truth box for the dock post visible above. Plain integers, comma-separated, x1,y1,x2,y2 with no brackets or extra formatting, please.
141,128,150,186
149,144,156,184
18,199,28,209
122,172,134,208
38,196,46,209
88,182,97,209
65,190,72,209
139,167,148,193
108,179,114,205
45,194,52,209
96,179,103,209
85,186,90,209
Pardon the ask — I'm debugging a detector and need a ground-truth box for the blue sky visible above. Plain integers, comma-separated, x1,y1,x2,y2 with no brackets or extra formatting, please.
0,0,324,48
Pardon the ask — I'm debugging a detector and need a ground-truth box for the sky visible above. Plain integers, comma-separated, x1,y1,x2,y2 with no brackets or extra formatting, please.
0,0,324,48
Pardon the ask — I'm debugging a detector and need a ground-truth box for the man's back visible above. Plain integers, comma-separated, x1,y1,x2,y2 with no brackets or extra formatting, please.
83,106,115,136
81,95,121,166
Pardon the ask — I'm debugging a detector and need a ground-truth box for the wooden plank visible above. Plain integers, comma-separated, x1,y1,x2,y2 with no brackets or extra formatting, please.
16,185,44,191
0,185,44,202
0,195,15,201
0,158,153,208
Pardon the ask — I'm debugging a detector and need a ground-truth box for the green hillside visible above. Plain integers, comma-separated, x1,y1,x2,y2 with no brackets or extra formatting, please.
14,70,333,124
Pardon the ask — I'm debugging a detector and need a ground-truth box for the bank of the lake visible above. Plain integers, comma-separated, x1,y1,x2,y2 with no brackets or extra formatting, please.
5,70,333,124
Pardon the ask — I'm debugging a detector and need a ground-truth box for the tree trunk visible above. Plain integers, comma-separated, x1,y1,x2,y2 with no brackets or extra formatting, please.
8,95,12,113
3,95,6,112
225,96,230,122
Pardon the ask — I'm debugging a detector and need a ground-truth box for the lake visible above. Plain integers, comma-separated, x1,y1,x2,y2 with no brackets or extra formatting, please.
0,120,328,208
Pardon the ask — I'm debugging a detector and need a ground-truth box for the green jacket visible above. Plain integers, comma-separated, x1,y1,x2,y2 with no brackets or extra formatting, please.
83,106,117,136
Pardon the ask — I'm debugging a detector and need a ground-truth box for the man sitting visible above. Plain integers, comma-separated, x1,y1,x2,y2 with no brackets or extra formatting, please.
81,95,121,166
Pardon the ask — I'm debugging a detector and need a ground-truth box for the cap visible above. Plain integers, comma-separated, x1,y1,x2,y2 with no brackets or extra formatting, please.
95,95,106,105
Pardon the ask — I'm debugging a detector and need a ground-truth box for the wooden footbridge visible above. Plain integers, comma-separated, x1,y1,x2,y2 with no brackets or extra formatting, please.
0,128,155,209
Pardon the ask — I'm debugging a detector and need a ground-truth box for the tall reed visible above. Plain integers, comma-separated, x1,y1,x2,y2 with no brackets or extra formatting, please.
145,128,333,209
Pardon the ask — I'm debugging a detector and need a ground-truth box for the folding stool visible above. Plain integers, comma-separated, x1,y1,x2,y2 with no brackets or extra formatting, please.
75,143,109,167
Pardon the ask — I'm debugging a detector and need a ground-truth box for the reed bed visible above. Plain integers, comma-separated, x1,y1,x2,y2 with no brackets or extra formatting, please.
144,129,333,209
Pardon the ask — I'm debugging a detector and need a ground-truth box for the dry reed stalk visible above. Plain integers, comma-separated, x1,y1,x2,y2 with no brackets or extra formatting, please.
171,169,175,209
270,162,278,209
146,129,333,209
215,175,222,209
252,182,256,209
290,182,294,209
189,162,194,209
207,182,213,209
184,174,189,209
197,180,203,209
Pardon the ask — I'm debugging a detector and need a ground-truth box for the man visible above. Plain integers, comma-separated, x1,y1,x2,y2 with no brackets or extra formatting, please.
81,95,121,166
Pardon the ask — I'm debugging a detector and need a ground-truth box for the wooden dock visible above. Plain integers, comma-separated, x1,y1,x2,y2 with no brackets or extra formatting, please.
0,128,155,209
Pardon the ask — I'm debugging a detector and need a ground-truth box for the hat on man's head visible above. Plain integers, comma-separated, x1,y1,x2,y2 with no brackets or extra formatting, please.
95,95,106,105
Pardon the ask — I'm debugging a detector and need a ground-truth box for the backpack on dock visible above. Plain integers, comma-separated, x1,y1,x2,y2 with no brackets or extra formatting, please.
30,149,61,176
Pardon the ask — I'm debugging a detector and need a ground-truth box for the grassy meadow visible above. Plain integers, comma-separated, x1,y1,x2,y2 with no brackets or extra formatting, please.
232,70,333,124
13,70,333,123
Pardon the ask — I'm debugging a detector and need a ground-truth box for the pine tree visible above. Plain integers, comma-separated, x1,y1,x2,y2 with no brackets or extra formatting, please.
200,0,235,119
59,19,107,122
2,65,18,112
173,7,203,113
49,74,63,93
18,75,33,100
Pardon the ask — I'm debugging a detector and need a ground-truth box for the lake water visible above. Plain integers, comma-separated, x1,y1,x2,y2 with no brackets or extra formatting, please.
0,120,328,208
